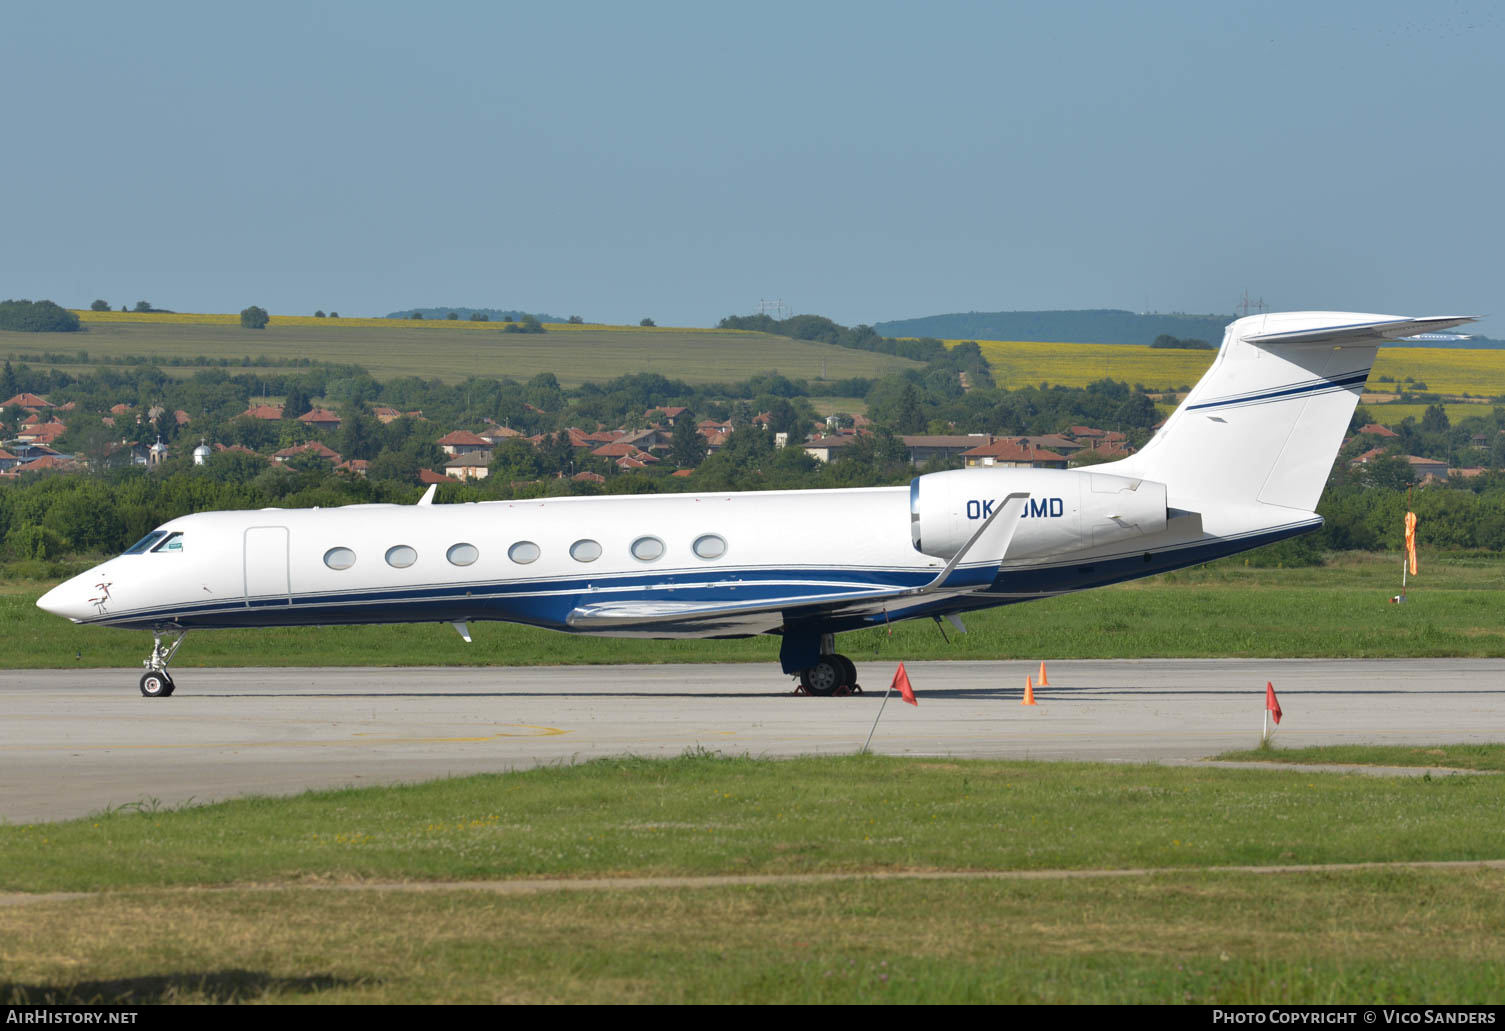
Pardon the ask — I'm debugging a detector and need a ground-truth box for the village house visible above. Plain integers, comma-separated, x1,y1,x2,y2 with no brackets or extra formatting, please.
961,438,1069,469
297,408,343,432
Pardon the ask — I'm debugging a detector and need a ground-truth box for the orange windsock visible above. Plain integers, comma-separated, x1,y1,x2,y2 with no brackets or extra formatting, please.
1022,675,1037,706
1404,511,1418,576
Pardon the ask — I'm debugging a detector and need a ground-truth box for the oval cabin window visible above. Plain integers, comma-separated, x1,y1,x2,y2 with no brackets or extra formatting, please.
692,534,727,560
569,539,602,562
630,536,665,562
323,547,356,570
508,541,540,564
385,545,417,568
447,543,479,566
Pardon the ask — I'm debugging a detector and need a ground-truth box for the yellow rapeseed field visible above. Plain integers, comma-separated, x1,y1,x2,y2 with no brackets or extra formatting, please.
958,339,1505,397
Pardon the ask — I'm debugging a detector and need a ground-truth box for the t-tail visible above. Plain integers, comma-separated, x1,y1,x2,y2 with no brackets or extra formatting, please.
1106,312,1475,524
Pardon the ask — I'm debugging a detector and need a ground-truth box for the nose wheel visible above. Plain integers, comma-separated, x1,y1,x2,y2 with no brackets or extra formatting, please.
140,671,175,697
139,627,186,698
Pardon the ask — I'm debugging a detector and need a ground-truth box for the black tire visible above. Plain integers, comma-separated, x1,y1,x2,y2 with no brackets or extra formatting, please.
161,674,176,697
835,654,857,688
140,671,171,698
800,657,844,696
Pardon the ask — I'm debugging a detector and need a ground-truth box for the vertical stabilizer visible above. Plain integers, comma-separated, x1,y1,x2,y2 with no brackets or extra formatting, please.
1110,312,1474,513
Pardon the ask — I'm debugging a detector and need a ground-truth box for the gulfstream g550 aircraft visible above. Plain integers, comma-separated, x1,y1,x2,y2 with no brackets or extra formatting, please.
37,311,1472,697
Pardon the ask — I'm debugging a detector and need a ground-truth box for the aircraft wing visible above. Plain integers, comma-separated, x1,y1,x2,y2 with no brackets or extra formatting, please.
1244,315,1477,347
565,492,1029,631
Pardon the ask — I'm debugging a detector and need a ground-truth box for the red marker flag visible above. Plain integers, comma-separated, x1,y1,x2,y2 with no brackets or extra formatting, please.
892,662,918,706
1265,681,1283,725
1404,511,1419,577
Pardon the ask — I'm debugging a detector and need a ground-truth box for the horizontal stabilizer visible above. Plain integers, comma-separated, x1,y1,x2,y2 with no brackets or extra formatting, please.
1244,315,1476,347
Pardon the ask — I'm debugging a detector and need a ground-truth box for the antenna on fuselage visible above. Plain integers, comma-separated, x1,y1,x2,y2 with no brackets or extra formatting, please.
418,484,437,506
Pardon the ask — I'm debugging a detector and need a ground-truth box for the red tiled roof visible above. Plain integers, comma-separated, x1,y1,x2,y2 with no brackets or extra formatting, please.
241,404,284,420
1360,424,1399,437
16,455,76,472
961,439,1067,463
437,430,490,447
2,393,51,408
272,441,342,462
297,408,342,424
418,468,457,484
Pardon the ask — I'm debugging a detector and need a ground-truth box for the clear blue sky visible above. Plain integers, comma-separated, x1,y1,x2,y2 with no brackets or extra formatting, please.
5,1,1502,333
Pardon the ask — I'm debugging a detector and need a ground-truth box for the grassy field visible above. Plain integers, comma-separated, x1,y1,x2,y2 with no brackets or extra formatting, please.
4,751,1505,1003
964,338,1505,397
0,312,921,387
9,312,1499,398
1217,743,1505,771
7,552,1503,669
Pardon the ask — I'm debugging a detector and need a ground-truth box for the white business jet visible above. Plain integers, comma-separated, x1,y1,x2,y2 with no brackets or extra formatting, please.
38,311,1472,697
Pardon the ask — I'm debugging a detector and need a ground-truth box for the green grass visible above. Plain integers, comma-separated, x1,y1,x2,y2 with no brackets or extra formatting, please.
5,752,1505,1002
5,872,1503,1003
8,553,1504,668
6,752,1505,890
1216,743,1505,771
0,319,919,387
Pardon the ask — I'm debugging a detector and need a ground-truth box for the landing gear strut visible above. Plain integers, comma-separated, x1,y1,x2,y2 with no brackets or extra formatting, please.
140,627,187,698
797,634,860,696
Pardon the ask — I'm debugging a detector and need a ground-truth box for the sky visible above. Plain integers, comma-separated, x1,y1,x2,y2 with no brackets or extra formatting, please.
4,1,1502,334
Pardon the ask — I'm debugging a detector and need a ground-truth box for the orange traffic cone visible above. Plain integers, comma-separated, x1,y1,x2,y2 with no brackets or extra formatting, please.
1022,675,1037,706
1037,661,1050,687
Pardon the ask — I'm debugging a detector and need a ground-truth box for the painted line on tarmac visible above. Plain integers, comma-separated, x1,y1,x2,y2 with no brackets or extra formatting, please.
6,858,1505,907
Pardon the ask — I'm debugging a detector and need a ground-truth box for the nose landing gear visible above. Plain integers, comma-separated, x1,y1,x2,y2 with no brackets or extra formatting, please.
140,627,187,698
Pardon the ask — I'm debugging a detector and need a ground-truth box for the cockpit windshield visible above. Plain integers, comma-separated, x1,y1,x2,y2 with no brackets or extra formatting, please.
152,532,184,553
122,531,167,555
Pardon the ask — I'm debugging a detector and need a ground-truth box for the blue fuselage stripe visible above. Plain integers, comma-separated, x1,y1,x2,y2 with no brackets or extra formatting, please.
1187,371,1369,412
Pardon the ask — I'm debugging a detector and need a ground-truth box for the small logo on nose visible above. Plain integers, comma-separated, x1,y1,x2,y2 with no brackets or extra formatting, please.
88,582,112,613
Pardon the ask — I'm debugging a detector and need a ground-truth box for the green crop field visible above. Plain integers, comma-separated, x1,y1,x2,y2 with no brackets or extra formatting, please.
4,750,1505,1003
0,312,921,386
7,553,1504,670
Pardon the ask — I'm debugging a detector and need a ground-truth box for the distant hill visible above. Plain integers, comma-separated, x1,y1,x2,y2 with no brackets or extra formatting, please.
874,309,1233,347
386,307,567,323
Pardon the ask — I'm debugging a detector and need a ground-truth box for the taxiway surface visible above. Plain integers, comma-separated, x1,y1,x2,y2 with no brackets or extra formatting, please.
4,659,1503,823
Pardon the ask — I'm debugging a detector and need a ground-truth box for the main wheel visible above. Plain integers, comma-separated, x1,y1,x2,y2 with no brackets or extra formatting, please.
800,657,844,696
835,654,857,688
140,671,172,698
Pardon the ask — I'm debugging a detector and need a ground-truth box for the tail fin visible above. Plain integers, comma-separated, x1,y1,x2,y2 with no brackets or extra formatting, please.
1114,312,1475,513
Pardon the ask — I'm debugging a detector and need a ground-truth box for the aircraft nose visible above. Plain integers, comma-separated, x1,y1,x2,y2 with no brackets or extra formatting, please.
37,577,96,622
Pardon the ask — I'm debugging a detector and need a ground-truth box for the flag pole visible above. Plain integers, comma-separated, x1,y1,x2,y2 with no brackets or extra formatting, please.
861,681,894,755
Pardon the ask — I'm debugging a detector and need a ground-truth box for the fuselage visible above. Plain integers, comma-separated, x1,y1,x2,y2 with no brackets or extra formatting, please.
36,468,1314,637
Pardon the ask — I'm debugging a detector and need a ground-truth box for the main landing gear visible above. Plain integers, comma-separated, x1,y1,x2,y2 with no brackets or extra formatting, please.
796,634,861,696
140,627,187,698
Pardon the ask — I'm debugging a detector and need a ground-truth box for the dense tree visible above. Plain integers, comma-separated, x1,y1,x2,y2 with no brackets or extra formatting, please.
90,300,110,312
670,410,704,468
640,318,656,327
0,299,81,333
240,305,270,330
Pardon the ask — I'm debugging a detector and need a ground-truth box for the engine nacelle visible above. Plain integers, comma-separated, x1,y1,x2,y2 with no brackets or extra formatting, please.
910,467,1168,561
